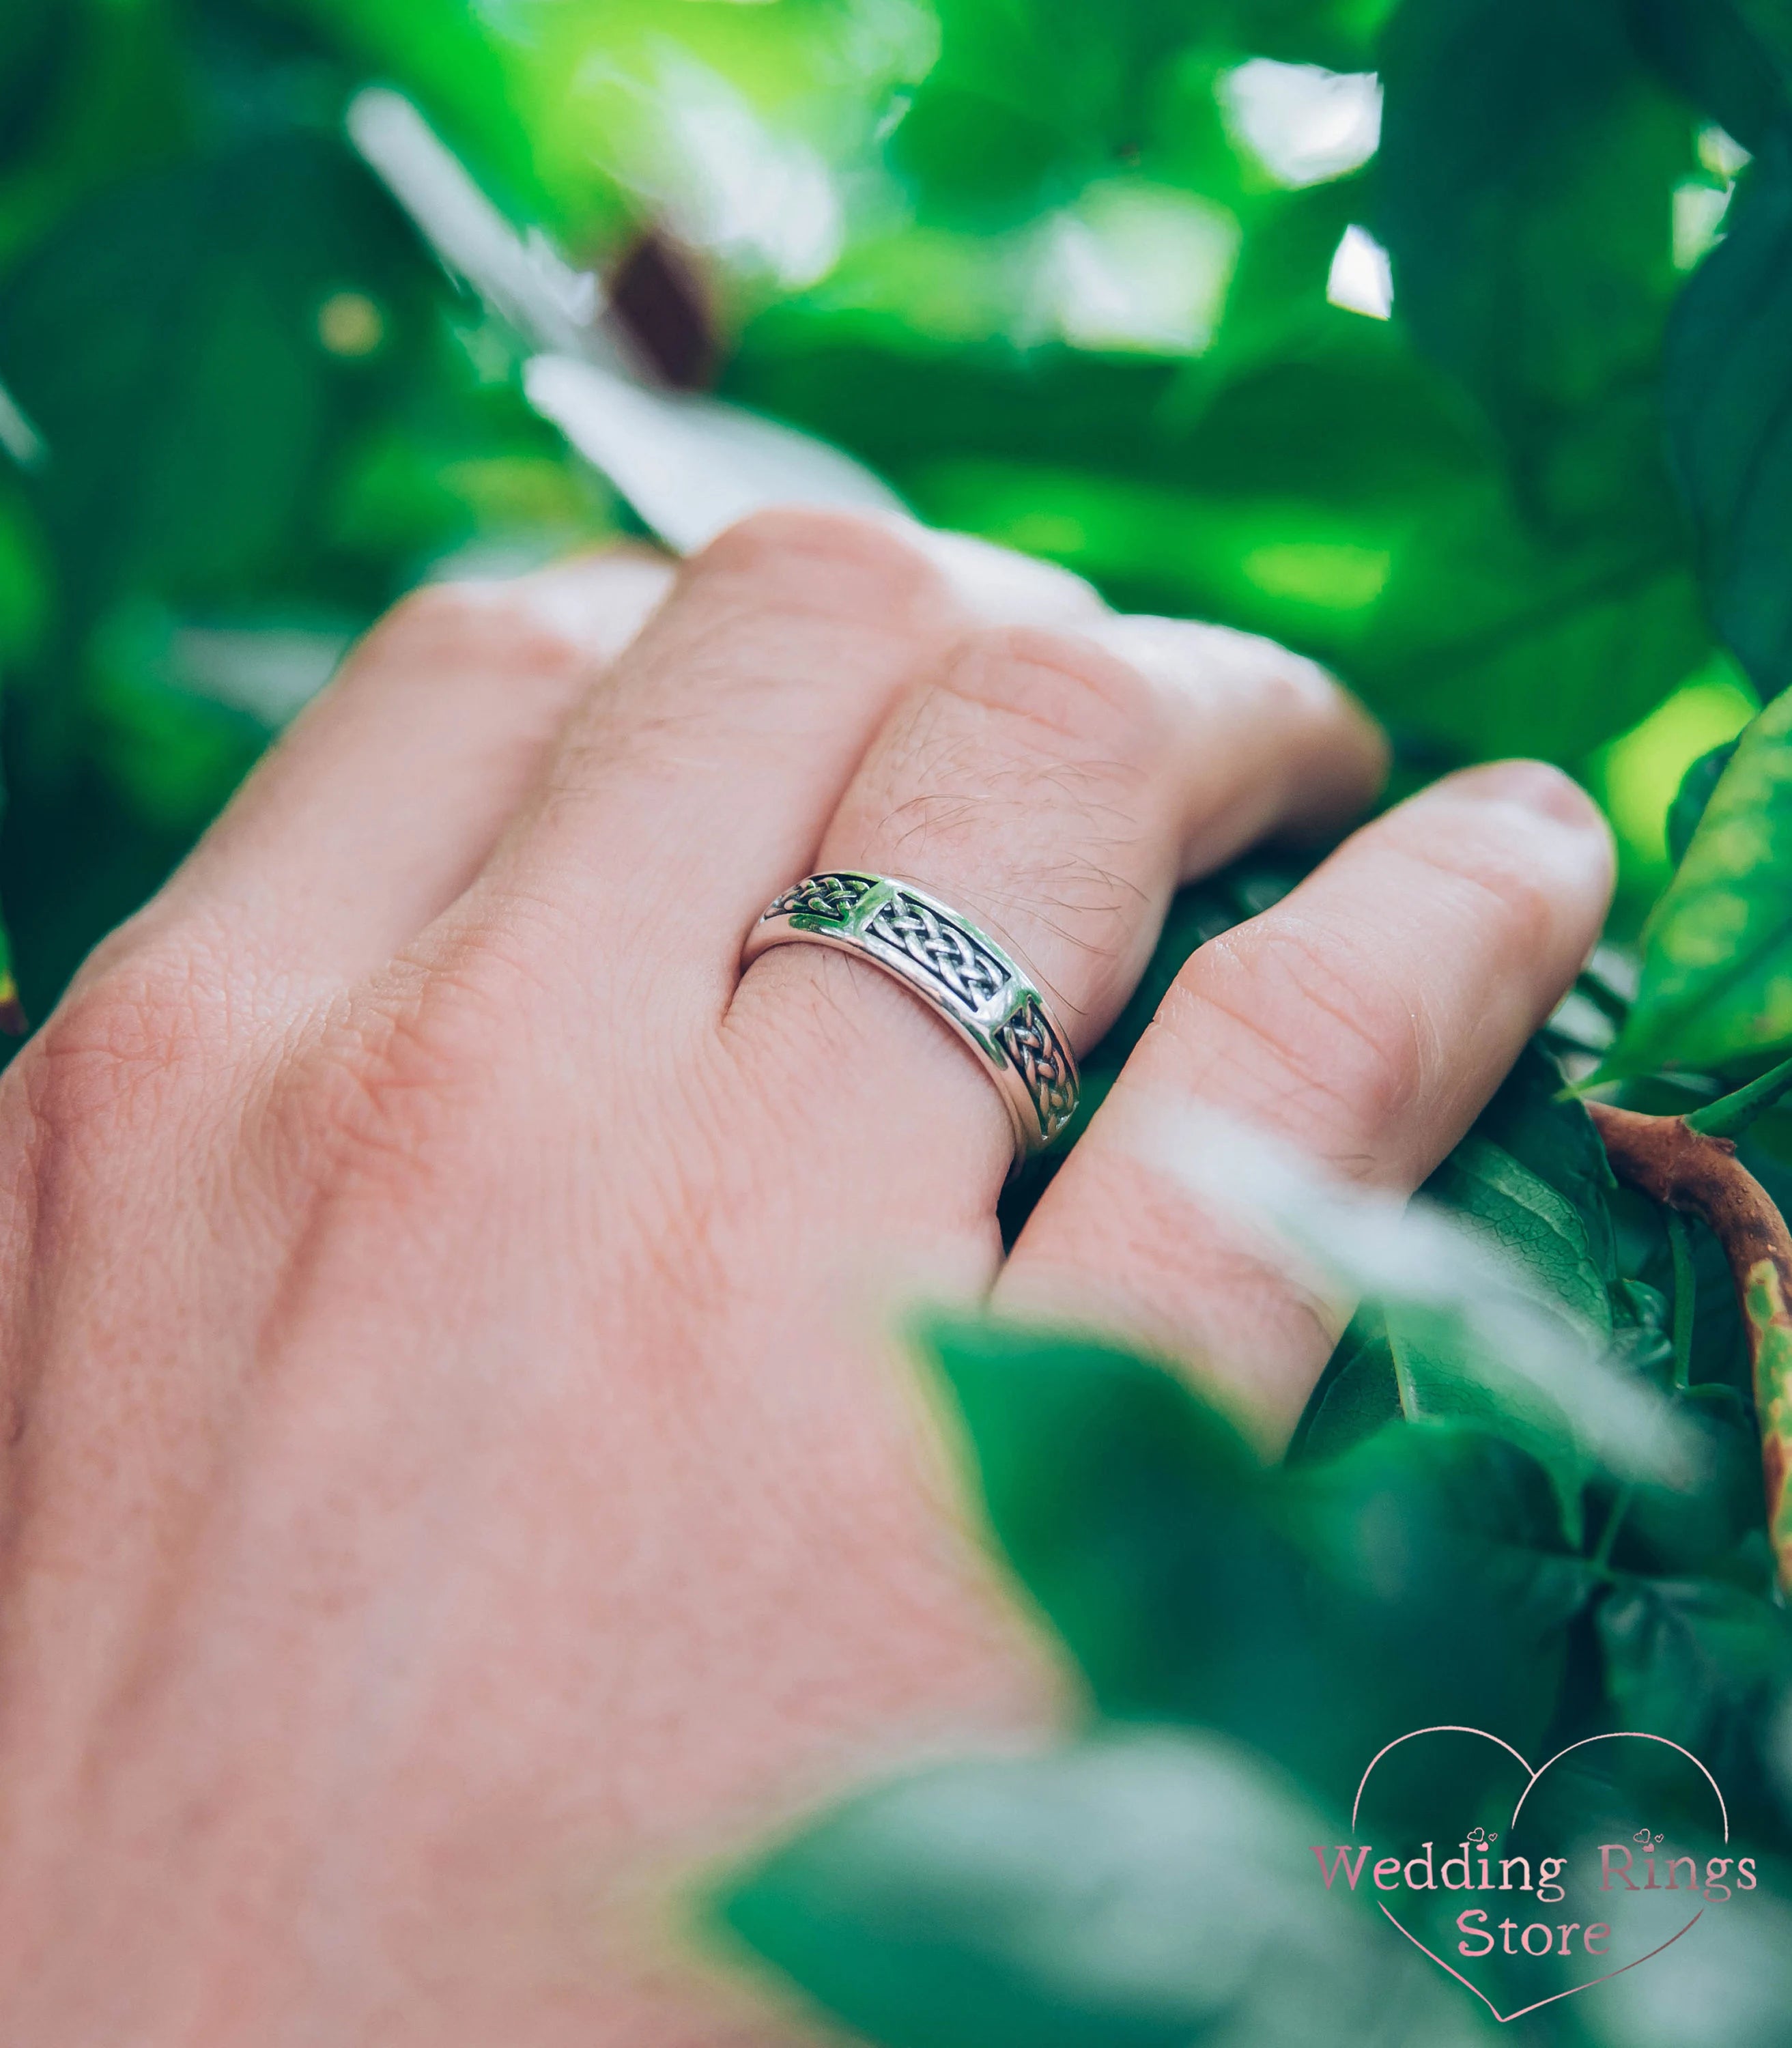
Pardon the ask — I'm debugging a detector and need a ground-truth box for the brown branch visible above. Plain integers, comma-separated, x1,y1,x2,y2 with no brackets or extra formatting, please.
1589,1102,1792,1593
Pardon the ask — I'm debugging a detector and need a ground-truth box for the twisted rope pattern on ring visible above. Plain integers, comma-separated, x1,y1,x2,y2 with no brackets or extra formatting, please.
997,1001,1077,1140
743,871,1078,1160
766,873,874,923
869,895,1010,1012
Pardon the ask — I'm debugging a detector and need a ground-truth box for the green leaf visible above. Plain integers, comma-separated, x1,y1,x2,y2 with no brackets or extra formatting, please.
1385,1311,1594,1544
1216,0,1402,70
1627,0,1792,154
1669,738,1744,867
736,310,1707,765
1367,0,1708,761
719,1731,1496,2048
1426,1134,1615,1334
1289,1423,1591,1763
1389,1117,1625,1537
1288,1309,1402,1464
1606,685,1792,1074
1597,1577,1792,1804
1468,1042,1625,1272
0,133,421,621
922,1320,1587,1806
283,0,565,227
920,1317,1300,1726
0,0,73,175
1606,1382,1769,1576
1378,0,1694,524
1296,1040,1646,1463
1651,1199,1756,1402
1664,128,1792,700
1353,481,1709,764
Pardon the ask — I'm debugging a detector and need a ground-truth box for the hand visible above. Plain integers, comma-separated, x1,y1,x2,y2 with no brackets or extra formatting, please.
0,512,1613,2044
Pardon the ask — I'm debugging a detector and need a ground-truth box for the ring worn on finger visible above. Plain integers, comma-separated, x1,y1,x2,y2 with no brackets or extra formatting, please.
743,872,1080,1166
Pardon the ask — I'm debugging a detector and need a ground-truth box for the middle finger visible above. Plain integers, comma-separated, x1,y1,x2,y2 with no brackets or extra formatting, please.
466,511,1105,1006
727,611,1386,1196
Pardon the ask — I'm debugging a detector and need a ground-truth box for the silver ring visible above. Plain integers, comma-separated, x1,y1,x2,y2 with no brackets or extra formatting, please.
742,872,1079,1161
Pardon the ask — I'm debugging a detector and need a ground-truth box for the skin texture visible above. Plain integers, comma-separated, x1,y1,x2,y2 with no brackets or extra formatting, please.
0,512,1615,2044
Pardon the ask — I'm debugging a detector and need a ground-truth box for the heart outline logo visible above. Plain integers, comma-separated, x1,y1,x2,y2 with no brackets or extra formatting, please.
1351,1725,1729,2025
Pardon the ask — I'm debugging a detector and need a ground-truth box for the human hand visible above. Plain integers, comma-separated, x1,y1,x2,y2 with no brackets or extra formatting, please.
0,512,1613,2043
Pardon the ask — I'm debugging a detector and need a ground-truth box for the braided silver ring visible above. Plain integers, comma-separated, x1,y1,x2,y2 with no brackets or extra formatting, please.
742,872,1079,1163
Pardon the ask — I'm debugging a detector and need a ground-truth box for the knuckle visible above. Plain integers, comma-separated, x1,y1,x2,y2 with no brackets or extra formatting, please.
282,958,515,1204
939,623,1167,759
352,578,591,689
689,507,947,622
1176,916,1426,1147
1460,856,1563,966
21,941,236,1156
1404,831,1566,969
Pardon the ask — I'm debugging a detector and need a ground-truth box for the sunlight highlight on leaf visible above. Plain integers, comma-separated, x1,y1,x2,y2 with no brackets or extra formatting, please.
1044,184,1240,356
0,372,45,470
1593,659,1756,877
1325,223,1393,318
1218,60,1383,189
1240,539,1391,609
577,46,845,287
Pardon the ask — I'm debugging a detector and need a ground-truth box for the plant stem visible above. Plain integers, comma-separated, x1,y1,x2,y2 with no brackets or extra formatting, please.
1572,969,1631,1029
1668,1208,1696,1391
1589,1102,1792,1596
1686,1051,1792,1140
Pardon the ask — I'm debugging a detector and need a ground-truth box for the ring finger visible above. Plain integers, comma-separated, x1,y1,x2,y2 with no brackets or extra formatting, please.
727,612,1387,1204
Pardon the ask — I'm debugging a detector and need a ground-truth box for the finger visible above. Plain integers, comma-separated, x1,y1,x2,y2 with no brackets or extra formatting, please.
472,513,1109,979
141,551,675,986
728,614,1386,1197
996,760,1617,1445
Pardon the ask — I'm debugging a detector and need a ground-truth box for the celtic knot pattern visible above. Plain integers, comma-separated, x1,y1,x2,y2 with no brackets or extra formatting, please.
997,1000,1077,1141
868,892,1012,1012
765,872,874,924
750,871,1077,1154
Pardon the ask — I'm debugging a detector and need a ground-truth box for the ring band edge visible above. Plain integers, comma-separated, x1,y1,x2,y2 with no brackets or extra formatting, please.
740,873,1078,1162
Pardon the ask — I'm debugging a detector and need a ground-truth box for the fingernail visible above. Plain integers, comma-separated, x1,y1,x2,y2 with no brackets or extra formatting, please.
1439,758,1606,831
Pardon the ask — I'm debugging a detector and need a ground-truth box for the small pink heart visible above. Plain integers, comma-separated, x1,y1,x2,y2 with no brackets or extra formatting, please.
1350,1725,1729,2025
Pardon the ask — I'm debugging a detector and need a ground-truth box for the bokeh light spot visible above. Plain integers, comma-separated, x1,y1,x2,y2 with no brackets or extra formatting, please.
1242,541,1391,610
317,291,386,358
1219,59,1382,188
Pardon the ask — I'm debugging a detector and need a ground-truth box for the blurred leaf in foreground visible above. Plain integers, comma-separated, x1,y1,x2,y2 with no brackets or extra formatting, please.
1130,1098,1685,1492
720,1730,1494,2048
922,1320,1588,1810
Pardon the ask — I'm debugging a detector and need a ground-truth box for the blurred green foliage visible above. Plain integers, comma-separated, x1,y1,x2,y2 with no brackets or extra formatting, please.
0,0,1778,1027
